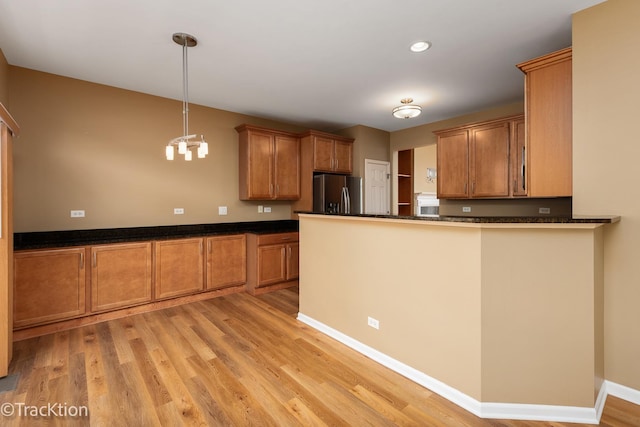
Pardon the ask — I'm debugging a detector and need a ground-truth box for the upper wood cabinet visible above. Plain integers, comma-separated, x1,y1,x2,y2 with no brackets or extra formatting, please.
307,132,353,174
206,234,246,290
435,115,525,199
90,242,152,313
436,115,522,199
517,47,572,197
14,247,87,328
236,124,300,201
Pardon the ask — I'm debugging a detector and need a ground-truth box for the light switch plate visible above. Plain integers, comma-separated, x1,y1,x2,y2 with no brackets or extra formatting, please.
70,210,85,218
174,208,184,215
218,206,228,215
264,206,272,213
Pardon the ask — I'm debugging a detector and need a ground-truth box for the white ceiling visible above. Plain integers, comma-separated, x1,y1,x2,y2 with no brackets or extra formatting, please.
0,0,604,132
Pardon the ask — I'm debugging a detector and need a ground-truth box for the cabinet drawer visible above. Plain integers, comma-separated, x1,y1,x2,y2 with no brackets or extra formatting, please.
257,232,299,246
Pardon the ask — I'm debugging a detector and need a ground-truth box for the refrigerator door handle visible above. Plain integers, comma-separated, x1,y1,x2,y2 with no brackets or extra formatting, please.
342,187,351,214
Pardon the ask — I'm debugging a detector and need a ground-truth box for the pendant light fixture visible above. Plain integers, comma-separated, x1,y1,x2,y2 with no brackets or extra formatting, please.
165,32,208,161
392,98,422,119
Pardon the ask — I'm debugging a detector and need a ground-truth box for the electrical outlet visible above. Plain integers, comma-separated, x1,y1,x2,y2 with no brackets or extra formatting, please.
218,206,228,215
258,205,264,213
539,207,551,214
70,210,85,218
462,206,471,213
174,208,184,215
264,206,272,213
367,316,380,330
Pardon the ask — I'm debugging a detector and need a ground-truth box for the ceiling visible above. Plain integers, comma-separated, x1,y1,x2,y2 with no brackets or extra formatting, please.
0,0,604,132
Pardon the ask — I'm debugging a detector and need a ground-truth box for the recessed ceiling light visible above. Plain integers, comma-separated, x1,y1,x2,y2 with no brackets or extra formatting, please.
410,41,431,53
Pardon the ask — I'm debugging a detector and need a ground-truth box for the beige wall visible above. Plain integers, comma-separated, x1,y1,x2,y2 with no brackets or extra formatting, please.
0,49,8,107
299,214,604,407
9,67,306,232
337,124,390,178
573,0,640,391
413,144,437,194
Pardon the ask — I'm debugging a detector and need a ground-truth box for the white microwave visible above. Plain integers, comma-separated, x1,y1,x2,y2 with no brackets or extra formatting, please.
416,192,439,217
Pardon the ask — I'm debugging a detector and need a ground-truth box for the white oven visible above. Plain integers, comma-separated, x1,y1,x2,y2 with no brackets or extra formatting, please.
416,192,439,217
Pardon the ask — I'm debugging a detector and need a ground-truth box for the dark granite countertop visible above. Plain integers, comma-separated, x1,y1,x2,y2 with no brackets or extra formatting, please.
297,212,620,224
14,220,299,250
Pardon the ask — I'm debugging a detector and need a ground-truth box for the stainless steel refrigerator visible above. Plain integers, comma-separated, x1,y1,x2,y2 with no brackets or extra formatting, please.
313,174,362,214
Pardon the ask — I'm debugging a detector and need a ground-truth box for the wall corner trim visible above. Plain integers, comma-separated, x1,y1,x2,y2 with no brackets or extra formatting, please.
296,312,635,425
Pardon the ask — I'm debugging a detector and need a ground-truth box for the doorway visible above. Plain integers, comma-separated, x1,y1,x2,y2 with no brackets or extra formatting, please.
364,159,390,214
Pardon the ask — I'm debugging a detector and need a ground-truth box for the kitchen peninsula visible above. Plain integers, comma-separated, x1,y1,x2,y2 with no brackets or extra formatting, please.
297,212,618,424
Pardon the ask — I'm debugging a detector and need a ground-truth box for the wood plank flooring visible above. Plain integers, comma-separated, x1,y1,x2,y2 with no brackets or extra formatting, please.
1,287,638,426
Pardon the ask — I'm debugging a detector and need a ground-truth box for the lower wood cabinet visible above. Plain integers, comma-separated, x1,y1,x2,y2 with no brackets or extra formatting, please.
154,238,204,300
206,234,246,290
246,232,299,294
14,247,87,328
12,232,258,331
91,242,152,312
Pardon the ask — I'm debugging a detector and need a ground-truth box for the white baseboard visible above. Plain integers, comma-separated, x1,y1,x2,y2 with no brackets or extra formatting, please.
297,313,639,425
605,380,640,406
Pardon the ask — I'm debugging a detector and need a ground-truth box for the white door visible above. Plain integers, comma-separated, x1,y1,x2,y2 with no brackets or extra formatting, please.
364,159,390,214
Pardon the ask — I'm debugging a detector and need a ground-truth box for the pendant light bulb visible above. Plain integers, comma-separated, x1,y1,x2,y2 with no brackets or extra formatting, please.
165,145,174,160
200,140,209,156
185,149,192,161
178,140,187,154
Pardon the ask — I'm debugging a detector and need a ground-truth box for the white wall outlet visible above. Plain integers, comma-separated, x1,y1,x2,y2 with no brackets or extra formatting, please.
258,205,264,213
462,206,472,213
70,210,85,218
264,206,272,213
367,316,380,330
174,208,184,215
218,206,228,215
539,207,551,214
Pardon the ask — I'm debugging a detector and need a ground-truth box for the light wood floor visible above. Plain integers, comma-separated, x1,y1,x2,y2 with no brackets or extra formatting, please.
2,287,639,426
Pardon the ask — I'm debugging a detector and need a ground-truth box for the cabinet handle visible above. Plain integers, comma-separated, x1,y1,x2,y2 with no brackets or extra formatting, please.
276,184,280,195
79,253,84,269
288,246,291,258
472,182,475,194
200,240,203,255
208,240,211,253
335,159,339,169
464,182,468,195
270,183,273,196
93,252,97,268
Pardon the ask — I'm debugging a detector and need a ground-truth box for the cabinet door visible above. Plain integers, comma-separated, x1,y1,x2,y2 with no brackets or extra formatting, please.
91,243,152,312
155,238,204,300
274,135,300,199
313,136,335,172
333,140,353,174
437,130,469,198
256,244,286,287
469,122,510,197
14,248,86,328
527,57,572,197
510,118,527,196
246,131,274,199
286,242,299,281
206,235,246,290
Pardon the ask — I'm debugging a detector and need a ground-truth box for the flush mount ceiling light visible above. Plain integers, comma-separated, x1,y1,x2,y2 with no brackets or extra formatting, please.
392,98,422,119
410,41,431,53
165,32,208,161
